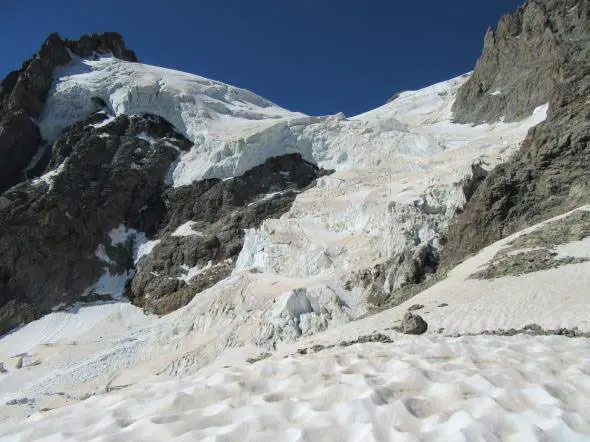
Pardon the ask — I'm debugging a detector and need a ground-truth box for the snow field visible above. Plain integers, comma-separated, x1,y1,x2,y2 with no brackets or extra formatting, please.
1,335,589,441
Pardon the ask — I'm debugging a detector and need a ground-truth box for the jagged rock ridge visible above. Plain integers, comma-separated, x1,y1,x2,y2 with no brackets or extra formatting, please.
452,0,588,124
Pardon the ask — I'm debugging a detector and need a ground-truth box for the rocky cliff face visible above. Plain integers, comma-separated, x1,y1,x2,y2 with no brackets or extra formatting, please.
0,32,137,194
452,0,588,124
0,110,188,334
442,0,590,266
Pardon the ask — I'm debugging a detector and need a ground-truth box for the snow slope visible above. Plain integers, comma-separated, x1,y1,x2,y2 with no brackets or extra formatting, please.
2,335,589,441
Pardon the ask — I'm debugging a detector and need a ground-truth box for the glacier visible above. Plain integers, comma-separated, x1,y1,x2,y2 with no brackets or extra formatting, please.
36,55,551,323
3,54,574,436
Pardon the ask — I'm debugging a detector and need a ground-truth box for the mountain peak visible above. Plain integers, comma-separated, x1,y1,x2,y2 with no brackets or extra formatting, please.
61,32,138,62
0,32,137,193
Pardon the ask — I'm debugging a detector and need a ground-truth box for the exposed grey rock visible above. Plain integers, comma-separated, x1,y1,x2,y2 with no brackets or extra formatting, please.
0,111,41,201
471,249,588,279
448,324,590,339
401,312,428,335
460,162,488,203
246,353,272,364
339,333,394,345
452,0,588,124
387,92,401,103
468,209,590,279
295,333,394,356
408,304,424,311
352,243,440,309
0,299,41,337
6,398,34,406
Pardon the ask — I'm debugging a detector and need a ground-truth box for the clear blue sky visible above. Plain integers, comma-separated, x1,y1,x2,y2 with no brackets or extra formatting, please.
1,0,522,116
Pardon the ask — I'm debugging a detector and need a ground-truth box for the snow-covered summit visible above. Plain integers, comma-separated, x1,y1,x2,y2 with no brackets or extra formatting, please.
40,57,303,141
39,57,307,184
38,57,479,187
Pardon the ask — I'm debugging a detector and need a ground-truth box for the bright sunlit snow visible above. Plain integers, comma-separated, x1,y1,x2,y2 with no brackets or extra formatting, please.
39,58,545,188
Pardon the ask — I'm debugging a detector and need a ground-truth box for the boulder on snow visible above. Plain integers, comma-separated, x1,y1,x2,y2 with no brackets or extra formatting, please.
402,312,428,335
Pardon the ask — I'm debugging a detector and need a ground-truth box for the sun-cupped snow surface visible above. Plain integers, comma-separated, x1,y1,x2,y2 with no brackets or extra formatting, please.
0,302,151,422
2,335,589,441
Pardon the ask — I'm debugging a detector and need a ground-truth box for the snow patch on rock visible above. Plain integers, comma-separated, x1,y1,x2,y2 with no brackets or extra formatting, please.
92,270,134,299
135,239,161,264
31,162,66,190
171,221,202,237
94,244,114,265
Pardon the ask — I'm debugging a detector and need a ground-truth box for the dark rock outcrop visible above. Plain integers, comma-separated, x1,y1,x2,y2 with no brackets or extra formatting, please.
442,0,590,266
401,312,428,335
63,33,137,63
452,0,588,125
0,111,41,195
348,243,440,309
0,111,189,335
0,32,137,193
130,154,330,315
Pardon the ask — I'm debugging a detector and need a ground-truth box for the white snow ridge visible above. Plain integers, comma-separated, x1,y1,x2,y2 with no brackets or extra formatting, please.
1,54,589,442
